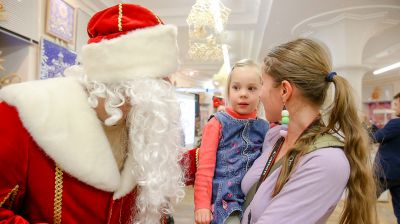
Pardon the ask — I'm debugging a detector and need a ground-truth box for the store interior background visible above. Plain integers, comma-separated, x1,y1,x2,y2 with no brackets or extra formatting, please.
0,0,399,223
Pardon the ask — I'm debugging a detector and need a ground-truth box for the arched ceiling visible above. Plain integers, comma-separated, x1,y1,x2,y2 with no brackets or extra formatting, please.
80,0,400,86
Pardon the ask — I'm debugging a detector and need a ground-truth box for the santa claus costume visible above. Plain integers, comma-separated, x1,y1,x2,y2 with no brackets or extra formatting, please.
0,3,184,224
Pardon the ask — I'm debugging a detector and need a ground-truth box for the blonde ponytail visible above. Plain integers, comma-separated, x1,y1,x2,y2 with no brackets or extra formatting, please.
328,75,377,224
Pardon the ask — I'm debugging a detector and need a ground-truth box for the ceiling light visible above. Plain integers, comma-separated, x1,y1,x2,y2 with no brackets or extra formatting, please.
373,62,400,75
186,0,231,61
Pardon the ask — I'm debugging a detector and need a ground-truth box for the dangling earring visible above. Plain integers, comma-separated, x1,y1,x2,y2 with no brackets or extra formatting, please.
280,105,289,137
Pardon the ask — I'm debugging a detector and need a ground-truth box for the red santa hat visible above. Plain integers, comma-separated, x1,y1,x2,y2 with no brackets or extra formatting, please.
80,3,179,82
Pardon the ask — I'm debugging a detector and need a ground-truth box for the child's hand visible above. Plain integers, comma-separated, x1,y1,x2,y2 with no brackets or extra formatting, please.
195,208,213,224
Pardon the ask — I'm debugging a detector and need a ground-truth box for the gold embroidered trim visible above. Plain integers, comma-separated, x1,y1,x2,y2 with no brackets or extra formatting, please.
195,148,199,168
54,165,63,224
0,185,19,209
155,15,163,25
87,28,93,38
147,8,163,25
118,3,123,32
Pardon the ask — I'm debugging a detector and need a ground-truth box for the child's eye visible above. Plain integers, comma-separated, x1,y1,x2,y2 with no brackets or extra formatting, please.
249,87,257,91
232,85,239,90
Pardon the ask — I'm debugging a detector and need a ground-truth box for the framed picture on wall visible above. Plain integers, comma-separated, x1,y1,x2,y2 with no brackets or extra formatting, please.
46,0,76,43
363,84,394,102
40,38,77,80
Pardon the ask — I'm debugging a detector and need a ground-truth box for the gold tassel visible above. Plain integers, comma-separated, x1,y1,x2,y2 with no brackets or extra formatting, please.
53,165,64,224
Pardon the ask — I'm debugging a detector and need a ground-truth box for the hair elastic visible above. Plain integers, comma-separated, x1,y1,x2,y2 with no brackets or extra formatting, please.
326,72,336,82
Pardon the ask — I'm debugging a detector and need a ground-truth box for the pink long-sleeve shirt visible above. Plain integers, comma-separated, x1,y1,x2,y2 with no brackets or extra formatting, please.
194,107,257,210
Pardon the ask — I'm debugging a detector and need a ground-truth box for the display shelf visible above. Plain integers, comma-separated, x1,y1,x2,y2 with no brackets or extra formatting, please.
0,29,38,81
363,101,394,128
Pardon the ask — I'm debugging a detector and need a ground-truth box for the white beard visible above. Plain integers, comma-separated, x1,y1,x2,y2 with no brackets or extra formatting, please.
84,77,186,223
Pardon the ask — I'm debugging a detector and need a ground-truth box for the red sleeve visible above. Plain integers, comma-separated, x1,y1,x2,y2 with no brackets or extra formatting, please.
0,102,30,223
194,117,221,210
180,147,197,186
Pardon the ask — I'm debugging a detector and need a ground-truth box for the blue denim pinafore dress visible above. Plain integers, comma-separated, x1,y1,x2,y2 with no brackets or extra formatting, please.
211,111,269,223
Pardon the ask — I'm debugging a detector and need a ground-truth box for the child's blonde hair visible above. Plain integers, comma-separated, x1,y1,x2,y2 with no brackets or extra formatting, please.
225,59,262,99
224,59,264,118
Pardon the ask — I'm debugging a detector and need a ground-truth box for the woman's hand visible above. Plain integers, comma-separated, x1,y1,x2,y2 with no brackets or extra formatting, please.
195,208,213,224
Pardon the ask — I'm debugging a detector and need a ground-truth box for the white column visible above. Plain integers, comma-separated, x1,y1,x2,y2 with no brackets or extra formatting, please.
333,65,369,106
292,9,400,107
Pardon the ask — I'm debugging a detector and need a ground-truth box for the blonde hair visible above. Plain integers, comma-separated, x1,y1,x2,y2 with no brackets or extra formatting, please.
263,38,377,224
224,59,265,118
225,59,262,99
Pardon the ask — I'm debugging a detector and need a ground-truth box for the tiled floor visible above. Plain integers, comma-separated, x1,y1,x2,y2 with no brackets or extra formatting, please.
174,187,195,224
174,187,397,224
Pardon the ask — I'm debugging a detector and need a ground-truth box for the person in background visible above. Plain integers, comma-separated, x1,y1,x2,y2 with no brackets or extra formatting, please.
374,92,400,223
194,59,269,224
241,38,377,224
0,4,184,224
361,114,379,140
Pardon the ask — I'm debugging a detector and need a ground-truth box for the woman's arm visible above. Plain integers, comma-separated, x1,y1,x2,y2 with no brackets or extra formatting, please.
373,118,400,143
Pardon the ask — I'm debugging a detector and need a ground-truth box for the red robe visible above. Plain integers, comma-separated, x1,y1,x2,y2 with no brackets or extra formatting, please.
0,102,138,223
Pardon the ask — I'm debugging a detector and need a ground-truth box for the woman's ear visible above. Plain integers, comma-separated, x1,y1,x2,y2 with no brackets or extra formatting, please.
281,80,293,102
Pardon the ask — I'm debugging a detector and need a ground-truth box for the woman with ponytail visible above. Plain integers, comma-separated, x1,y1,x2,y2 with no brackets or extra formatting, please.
241,38,377,224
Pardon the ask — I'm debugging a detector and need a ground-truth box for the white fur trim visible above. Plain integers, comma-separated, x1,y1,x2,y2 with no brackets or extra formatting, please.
0,78,121,192
81,24,179,82
113,153,137,199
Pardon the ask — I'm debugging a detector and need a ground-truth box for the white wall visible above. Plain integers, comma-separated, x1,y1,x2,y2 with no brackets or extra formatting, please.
0,0,39,41
363,71,400,101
